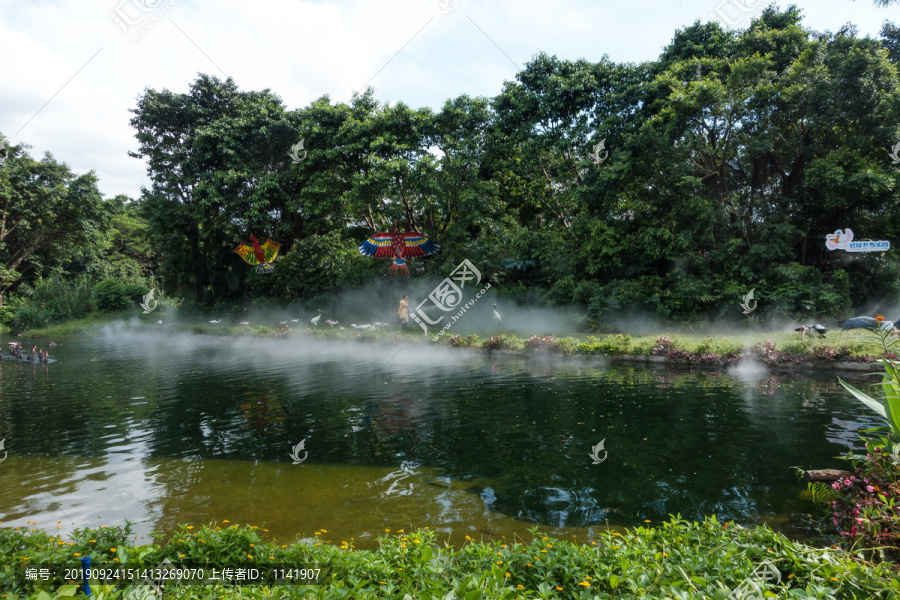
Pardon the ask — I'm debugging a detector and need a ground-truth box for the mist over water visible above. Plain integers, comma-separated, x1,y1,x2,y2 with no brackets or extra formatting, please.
0,328,881,548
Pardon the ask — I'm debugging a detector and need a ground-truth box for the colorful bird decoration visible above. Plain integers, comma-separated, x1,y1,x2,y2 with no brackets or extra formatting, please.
358,223,439,275
235,235,282,274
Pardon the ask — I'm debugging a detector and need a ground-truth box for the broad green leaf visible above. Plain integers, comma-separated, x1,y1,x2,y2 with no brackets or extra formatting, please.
839,378,887,420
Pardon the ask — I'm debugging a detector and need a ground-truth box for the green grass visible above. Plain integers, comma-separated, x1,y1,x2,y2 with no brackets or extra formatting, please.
2,517,898,599
6,312,891,364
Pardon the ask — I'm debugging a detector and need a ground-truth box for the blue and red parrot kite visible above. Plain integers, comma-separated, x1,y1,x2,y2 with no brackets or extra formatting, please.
358,223,439,275
235,235,282,274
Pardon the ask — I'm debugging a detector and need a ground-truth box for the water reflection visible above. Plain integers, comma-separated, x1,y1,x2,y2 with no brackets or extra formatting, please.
0,331,881,548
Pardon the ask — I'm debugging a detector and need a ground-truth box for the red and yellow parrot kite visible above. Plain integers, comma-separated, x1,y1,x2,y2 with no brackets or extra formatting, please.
235,235,282,274
358,223,440,275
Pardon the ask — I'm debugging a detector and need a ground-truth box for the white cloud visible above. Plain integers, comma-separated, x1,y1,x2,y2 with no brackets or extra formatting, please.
0,0,893,198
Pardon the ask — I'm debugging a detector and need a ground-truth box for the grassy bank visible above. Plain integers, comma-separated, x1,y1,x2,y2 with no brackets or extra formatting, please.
2,517,898,599
9,312,896,368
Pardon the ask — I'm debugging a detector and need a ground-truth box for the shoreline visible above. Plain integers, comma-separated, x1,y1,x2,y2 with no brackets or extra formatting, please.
9,315,894,373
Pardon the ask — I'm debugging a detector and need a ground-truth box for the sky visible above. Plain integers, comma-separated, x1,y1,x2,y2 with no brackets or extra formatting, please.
0,0,895,199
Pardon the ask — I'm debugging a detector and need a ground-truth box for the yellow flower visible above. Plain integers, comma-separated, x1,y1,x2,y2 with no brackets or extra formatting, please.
281,545,287,549
496,561,503,565
263,529,269,532
250,544,255,547
413,540,420,544
320,529,327,533
644,520,651,523
110,548,116,552
269,556,274,559
831,577,838,581
465,535,471,541
179,539,184,542
74,553,82,557
505,572,510,578
613,546,621,550
89,540,96,543
400,544,407,549
385,529,390,532
541,550,547,553
247,554,253,559
501,544,507,548
556,587,563,592
516,585,524,589
199,539,205,543
186,526,194,530
113,558,119,562
663,552,668,557
223,520,230,523
379,581,386,584
591,541,596,545
179,554,185,558
788,574,794,579
526,563,532,567
396,529,403,533
578,581,590,587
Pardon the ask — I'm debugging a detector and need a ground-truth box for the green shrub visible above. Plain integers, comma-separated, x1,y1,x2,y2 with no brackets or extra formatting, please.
2,518,900,599
13,303,56,331
93,279,147,312
32,276,94,320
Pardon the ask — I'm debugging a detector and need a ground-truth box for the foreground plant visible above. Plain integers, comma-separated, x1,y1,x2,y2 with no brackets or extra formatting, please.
3,517,900,599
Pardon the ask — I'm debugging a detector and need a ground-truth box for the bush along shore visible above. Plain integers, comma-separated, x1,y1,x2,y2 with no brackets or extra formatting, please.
294,327,887,371
2,517,900,599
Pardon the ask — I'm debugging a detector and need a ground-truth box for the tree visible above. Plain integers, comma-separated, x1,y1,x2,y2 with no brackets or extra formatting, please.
0,140,108,306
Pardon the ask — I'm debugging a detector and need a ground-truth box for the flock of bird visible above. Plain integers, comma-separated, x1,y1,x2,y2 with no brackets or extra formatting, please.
156,304,506,331
197,310,390,331
794,315,900,341
5,340,57,363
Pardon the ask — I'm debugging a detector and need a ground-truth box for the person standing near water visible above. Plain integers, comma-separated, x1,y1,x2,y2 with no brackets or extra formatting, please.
398,295,409,331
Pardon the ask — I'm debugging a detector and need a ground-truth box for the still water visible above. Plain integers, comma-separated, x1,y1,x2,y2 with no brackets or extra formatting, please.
0,328,879,548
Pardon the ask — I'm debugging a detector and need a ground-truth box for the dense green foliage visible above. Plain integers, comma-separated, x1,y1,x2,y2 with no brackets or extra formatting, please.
3,8,900,328
3,517,899,599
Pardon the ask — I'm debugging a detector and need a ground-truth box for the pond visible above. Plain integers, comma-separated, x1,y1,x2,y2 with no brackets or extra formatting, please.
0,327,880,549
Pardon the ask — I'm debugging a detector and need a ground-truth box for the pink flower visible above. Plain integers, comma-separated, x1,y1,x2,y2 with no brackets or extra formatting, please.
866,485,875,493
